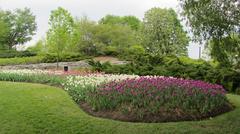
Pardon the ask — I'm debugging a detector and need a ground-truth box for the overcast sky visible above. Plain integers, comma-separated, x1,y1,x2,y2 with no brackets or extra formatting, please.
0,0,201,59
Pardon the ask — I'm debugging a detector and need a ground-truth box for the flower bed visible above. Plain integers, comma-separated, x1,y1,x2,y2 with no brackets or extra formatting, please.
81,76,233,122
63,74,138,102
0,69,64,86
0,69,233,122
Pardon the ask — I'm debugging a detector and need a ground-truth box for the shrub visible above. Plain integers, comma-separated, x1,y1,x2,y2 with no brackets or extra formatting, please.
89,54,240,93
0,56,43,66
122,45,146,60
103,46,119,56
236,88,240,95
0,50,37,58
0,53,90,66
41,53,90,63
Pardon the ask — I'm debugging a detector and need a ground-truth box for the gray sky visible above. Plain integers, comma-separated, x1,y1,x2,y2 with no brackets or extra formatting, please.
0,0,201,59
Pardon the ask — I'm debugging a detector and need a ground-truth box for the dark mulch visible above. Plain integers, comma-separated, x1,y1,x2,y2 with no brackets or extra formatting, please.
80,102,234,123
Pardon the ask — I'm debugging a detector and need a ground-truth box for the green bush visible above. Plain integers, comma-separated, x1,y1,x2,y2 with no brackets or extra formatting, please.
0,56,43,66
41,53,90,63
103,46,119,56
0,50,37,58
121,45,146,60
236,88,240,95
0,53,91,66
89,54,240,93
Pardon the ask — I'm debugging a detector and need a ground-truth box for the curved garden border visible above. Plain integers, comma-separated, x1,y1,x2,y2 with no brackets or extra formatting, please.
0,81,240,134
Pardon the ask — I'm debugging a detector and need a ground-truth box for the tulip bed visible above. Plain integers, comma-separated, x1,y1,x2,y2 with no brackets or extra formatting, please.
0,69,233,122
81,76,232,122
0,69,64,86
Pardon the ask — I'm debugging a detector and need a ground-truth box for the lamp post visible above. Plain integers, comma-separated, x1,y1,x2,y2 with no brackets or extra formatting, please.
199,46,202,59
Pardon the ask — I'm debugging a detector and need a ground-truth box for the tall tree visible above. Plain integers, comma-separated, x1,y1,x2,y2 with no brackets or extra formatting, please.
179,0,240,41
72,16,97,55
142,8,189,56
122,16,141,31
207,34,240,67
179,0,240,65
0,8,37,50
73,16,139,56
94,24,138,55
99,15,141,31
0,12,10,49
99,15,122,25
46,7,74,68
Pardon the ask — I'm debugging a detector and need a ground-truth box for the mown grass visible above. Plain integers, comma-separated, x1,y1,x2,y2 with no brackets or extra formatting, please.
0,81,239,134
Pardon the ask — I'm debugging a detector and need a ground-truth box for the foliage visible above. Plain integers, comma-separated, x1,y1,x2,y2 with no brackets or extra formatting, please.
123,44,146,60
0,56,43,66
94,24,138,56
90,54,240,93
0,8,37,49
88,59,111,72
207,34,240,67
41,53,89,63
72,17,97,55
73,17,140,56
179,0,240,41
0,50,36,58
99,15,141,31
142,8,189,56
103,46,119,56
0,13,10,48
46,7,74,55
180,0,240,65
0,52,90,66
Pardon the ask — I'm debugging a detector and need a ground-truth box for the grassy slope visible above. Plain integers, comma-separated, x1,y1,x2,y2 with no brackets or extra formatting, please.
0,56,43,66
0,81,239,134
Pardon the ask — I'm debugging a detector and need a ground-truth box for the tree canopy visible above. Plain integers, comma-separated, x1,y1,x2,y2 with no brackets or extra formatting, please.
0,8,37,49
99,15,141,31
179,0,240,41
142,8,189,56
46,7,74,53
180,0,240,66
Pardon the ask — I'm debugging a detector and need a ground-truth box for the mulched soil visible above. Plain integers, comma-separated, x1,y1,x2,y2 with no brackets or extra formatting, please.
80,102,234,123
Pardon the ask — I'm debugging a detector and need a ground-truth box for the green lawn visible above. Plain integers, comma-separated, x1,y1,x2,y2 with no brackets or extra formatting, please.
0,81,240,134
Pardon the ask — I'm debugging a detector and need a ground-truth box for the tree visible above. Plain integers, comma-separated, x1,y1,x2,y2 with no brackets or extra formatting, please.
99,15,141,31
142,8,189,56
0,8,37,50
207,34,240,67
122,16,141,31
94,24,138,55
73,16,139,56
179,0,240,41
0,18,10,49
99,15,122,25
179,0,240,65
46,7,74,68
72,16,97,55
